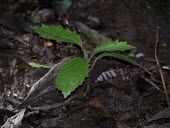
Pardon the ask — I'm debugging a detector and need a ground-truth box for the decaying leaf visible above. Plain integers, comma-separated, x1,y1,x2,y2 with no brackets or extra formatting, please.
1,109,25,128
17,58,69,109
148,107,170,122
76,22,109,46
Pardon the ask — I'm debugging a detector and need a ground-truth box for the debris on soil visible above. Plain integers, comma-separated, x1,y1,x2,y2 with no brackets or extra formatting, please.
0,0,170,127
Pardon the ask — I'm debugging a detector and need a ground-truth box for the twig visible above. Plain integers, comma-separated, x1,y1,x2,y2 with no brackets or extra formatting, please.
140,75,164,94
29,92,82,111
154,26,170,106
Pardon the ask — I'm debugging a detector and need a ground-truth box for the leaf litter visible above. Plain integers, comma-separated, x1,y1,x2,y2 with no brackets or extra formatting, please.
0,0,170,128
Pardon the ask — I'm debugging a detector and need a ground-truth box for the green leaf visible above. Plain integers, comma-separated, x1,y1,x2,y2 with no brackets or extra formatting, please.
55,57,89,98
33,25,82,47
93,39,135,54
91,52,151,74
28,62,51,68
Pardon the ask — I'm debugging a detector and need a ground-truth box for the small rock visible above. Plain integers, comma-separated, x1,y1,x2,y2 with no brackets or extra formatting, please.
32,9,55,24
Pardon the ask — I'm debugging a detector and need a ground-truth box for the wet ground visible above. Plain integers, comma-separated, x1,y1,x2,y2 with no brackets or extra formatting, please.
0,0,170,128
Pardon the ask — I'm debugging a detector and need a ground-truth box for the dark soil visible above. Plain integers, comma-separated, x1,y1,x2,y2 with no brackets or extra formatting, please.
0,0,170,128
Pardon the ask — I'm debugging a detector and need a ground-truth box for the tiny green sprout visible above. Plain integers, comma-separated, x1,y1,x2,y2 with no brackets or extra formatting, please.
29,62,51,69
33,25,149,98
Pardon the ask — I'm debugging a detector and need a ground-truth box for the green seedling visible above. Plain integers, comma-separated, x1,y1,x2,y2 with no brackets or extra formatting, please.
32,25,149,98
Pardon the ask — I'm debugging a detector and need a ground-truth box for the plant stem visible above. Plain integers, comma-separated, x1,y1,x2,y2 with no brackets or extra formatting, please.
81,47,88,59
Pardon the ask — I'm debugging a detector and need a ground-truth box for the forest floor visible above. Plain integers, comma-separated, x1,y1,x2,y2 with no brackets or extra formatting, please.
0,0,170,127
